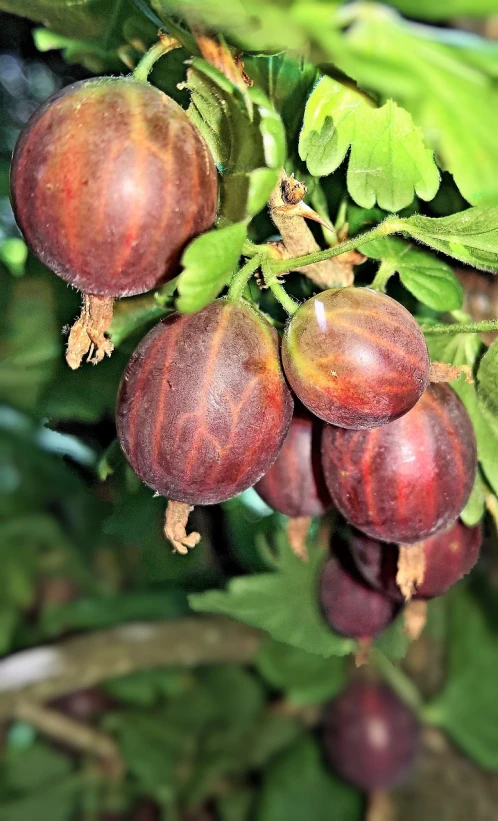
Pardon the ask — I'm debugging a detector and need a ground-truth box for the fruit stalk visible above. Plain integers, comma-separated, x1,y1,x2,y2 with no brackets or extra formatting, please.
132,33,181,83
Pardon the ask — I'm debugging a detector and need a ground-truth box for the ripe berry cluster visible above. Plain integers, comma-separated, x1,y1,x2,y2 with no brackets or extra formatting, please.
11,67,479,801
12,77,479,637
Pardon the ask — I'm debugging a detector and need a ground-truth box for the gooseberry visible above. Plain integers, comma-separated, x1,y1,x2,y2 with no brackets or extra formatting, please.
282,287,430,429
11,77,217,297
116,300,293,505
255,410,332,517
323,680,420,790
350,520,482,600
319,552,400,639
322,384,477,544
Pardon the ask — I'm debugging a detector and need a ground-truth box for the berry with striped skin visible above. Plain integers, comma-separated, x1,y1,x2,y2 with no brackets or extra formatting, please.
255,410,332,517
350,520,482,601
322,384,477,544
319,553,400,639
10,77,217,297
117,300,293,505
323,681,420,790
282,287,430,429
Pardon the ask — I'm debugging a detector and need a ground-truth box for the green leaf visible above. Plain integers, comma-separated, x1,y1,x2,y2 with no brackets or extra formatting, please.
105,668,193,706
176,222,247,314
426,591,498,768
0,0,118,39
386,0,498,19
460,472,486,527
256,738,362,821
294,4,498,206
189,541,355,658
361,236,463,310
0,269,61,413
185,59,285,221
244,54,318,148
0,742,76,821
477,339,498,426
110,666,273,804
217,790,255,821
4,743,72,792
256,638,346,705
153,0,307,53
299,76,439,211
397,208,498,272
426,331,498,496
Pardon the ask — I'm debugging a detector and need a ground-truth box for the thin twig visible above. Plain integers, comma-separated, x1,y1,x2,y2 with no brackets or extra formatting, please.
0,617,263,720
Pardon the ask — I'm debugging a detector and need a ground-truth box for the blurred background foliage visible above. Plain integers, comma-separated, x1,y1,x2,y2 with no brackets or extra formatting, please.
2,2,498,820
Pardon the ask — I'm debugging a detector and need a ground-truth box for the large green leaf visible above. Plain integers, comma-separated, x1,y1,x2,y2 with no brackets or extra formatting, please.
0,0,121,40
256,739,362,821
299,77,439,211
386,0,498,19
293,3,498,207
190,540,355,658
426,592,498,769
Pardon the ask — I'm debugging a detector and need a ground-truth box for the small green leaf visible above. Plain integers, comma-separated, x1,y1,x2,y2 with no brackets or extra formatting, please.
189,541,355,658
299,77,439,211
361,236,463,310
398,207,498,272
477,339,498,425
460,473,486,527
256,738,362,821
256,639,346,705
176,222,247,314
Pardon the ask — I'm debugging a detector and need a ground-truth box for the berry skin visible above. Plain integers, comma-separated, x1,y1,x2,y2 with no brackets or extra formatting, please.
10,77,217,297
323,681,420,790
255,410,332,517
322,384,477,544
282,287,430,429
350,520,482,601
116,300,293,505
319,553,400,639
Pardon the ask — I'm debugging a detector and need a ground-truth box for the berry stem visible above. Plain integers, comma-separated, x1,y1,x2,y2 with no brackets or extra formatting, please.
132,35,181,83
421,319,498,335
372,649,425,716
227,255,263,302
267,218,398,277
262,257,300,315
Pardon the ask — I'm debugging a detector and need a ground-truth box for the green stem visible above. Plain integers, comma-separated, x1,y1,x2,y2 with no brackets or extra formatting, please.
227,256,263,302
267,218,400,277
262,258,300,316
132,36,180,83
421,319,498,335
372,649,425,716
371,261,397,292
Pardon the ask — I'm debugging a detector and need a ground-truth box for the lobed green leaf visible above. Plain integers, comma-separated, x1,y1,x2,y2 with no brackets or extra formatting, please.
300,78,439,212
189,540,355,658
